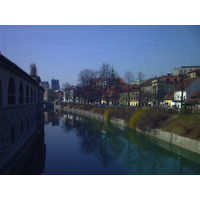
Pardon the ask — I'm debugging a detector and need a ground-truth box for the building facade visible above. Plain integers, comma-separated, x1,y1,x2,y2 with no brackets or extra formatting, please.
51,79,60,90
173,77,200,108
40,81,49,89
174,66,200,76
0,54,44,174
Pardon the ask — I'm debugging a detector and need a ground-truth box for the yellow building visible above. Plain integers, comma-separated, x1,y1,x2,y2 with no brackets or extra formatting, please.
163,92,174,107
119,85,140,106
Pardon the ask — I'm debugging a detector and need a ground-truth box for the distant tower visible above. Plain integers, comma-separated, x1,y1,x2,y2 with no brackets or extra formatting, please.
51,79,60,90
30,63,41,83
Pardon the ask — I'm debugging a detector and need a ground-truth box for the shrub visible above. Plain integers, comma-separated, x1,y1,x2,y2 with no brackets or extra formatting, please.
128,107,150,129
138,108,169,131
104,108,117,121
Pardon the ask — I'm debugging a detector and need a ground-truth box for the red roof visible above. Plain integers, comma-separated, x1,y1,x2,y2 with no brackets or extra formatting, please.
185,89,200,105
164,92,174,100
140,78,154,87
121,84,140,92
159,76,179,83
175,77,198,90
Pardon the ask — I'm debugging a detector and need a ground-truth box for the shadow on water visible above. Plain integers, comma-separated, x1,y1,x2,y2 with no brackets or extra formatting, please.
61,113,200,175
0,109,46,175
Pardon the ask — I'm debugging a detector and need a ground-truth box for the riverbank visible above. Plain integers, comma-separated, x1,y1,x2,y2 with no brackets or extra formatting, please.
64,105,200,154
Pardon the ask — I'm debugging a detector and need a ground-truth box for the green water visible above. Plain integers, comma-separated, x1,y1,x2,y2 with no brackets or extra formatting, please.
42,111,200,175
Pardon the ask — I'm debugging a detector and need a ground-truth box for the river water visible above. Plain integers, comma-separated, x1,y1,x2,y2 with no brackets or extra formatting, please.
39,110,200,175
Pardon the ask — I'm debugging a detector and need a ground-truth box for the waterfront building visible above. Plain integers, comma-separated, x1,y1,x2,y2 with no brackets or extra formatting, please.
51,79,60,90
173,77,200,108
0,54,45,174
173,66,200,76
119,84,140,106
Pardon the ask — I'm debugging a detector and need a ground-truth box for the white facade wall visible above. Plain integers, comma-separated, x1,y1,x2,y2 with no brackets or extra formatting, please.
173,77,200,108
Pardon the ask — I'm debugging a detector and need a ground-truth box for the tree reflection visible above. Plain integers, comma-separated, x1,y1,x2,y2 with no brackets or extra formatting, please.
63,114,126,167
62,113,200,174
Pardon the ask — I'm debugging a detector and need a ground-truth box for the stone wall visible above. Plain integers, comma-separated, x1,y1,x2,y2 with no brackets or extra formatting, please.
64,107,200,155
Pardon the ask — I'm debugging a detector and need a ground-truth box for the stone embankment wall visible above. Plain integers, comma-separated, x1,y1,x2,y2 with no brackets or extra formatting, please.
64,108,200,155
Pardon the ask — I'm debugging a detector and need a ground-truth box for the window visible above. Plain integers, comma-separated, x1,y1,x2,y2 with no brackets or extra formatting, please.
8,77,16,105
19,82,24,104
26,85,29,103
0,79,2,106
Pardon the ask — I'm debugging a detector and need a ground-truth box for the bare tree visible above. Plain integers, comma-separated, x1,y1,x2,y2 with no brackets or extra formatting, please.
78,69,98,86
137,71,145,82
62,82,74,103
99,63,118,79
124,71,135,84
78,69,98,104
124,71,135,106
98,63,119,105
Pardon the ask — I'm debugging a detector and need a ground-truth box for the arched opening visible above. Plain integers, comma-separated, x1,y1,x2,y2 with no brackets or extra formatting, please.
8,77,16,105
19,82,24,104
0,79,2,106
11,125,15,143
26,85,29,104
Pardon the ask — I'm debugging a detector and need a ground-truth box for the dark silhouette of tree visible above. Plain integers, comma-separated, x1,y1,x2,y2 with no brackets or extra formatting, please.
137,71,145,82
62,82,75,103
124,71,135,106
77,69,98,104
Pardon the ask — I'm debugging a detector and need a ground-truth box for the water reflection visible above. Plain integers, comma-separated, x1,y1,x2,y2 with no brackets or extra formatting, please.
44,109,64,126
0,107,46,175
62,113,200,175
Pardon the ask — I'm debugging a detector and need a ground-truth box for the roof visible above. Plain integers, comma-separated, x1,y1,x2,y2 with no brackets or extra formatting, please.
121,84,140,92
189,69,200,72
175,77,198,90
164,92,174,100
0,54,39,85
90,77,126,85
159,75,179,83
140,78,154,87
181,66,200,68
184,89,200,105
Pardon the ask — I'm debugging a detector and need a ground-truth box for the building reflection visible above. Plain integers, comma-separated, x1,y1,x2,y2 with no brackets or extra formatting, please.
0,110,46,175
44,109,64,126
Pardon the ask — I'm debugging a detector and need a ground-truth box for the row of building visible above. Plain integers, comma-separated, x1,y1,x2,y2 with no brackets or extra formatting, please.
60,66,200,110
40,79,60,90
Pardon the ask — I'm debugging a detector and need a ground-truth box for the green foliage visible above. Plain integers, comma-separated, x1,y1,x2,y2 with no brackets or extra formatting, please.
66,104,200,139
128,107,150,129
104,108,117,121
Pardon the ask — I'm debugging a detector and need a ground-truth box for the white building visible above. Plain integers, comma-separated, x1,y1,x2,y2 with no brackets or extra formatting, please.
173,77,200,108
173,66,200,76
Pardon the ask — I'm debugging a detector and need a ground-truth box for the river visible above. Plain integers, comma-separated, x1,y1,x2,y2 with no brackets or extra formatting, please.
36,110,200,175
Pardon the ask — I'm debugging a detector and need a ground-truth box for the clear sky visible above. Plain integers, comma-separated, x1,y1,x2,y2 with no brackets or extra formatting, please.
0,25,200,86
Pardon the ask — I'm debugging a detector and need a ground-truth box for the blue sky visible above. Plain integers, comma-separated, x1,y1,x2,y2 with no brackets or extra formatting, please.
0,25,200,86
